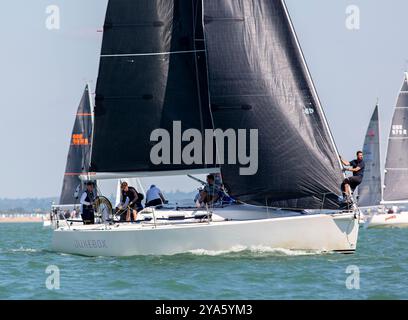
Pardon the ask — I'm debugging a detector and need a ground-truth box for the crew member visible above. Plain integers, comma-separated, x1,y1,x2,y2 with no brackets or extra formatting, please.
117,182,139,221
145,185,166,207
80,181,96,224
197,174,219,206
340,151,365,203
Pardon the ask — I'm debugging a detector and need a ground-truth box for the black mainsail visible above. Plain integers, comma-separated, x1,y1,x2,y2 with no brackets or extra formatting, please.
90,0,215,175
383,73,408,203
59,85,93,205
202,0,343,209
90,0,344,210
358,104,382,207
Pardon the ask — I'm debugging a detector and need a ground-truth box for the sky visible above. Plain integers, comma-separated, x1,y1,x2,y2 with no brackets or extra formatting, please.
0,0,407,198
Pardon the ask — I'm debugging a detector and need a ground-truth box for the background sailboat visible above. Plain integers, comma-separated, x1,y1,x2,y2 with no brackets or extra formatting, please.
358,104,382,208
48,85,93,226
367,73,408,228
52,0,359,256
59,84,93,206
383,73,408,204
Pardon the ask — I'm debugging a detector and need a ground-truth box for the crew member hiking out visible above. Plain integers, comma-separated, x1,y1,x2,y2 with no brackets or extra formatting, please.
80,181,96,225
340,151,365,203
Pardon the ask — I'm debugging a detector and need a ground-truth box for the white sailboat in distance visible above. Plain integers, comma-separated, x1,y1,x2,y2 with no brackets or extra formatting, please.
52,0,359,256
367,73,408,228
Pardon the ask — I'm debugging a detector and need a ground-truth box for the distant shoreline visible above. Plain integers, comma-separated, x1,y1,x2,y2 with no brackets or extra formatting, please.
0,217,43,223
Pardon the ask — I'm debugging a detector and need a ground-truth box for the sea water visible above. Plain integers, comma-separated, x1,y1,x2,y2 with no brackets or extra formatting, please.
0,222,407,300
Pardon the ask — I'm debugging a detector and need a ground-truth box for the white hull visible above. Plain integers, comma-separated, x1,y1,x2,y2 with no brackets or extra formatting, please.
366,212,408,228
44,217,84,229
52,205,359,256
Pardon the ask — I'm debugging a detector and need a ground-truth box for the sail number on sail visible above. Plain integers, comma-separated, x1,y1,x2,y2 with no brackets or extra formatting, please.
391,125,407,136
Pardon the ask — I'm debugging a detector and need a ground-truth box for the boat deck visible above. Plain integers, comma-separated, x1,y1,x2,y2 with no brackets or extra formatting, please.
54,204,356,232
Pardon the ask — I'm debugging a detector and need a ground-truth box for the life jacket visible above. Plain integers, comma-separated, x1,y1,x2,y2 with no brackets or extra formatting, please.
83,190,95,211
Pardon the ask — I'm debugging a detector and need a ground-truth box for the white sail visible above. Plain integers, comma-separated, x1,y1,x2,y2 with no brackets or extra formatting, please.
383,73,408,203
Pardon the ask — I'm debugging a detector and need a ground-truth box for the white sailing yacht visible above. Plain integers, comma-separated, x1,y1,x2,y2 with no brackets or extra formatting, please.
367,73,408,228
52,0,359,256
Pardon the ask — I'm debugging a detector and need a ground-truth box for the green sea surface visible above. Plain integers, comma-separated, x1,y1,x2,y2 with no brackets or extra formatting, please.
0,223,407,300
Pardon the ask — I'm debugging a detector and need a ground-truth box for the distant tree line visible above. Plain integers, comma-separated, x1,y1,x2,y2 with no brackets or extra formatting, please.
0,191,198,214
0,197,58,213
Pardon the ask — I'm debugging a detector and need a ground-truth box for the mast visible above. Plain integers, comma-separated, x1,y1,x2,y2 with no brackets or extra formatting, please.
87,83,94,181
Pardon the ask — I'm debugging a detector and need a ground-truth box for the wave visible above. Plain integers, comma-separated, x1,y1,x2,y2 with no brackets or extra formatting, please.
10,247,39,253
188,245,324,257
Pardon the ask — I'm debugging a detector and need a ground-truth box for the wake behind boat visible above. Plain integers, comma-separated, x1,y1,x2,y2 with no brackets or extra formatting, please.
52,0,359,256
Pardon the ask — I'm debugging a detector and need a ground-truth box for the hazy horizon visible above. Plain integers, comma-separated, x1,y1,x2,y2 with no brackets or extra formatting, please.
1,0,408,198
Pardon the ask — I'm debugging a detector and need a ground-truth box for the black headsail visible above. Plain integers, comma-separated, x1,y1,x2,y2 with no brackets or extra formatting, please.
90,0,215,176
383,73,408,203
59,85,93,205
203,0,343,209
358,104,382,207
